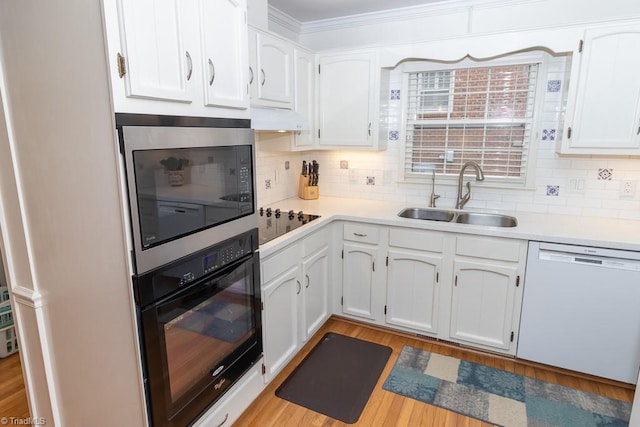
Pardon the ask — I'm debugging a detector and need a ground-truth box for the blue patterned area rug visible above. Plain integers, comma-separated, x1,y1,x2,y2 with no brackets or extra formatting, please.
382,345,632,427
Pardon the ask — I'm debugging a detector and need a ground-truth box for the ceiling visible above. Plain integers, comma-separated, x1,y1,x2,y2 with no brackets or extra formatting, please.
268,0,445,22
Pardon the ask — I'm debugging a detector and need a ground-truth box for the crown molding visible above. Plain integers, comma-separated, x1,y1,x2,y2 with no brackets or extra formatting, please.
298,0,477,33
268,5,302,35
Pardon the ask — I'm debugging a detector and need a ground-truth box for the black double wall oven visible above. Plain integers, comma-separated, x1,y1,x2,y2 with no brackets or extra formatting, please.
117,114,261,427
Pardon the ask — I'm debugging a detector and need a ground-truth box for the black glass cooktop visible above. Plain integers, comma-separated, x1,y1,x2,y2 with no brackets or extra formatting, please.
258,208,320,245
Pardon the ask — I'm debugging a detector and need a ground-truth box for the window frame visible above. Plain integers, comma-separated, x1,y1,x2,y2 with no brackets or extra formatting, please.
397,52,549,190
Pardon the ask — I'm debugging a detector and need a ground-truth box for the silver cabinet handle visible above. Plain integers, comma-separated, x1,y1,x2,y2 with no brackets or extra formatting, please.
216,413,229,427
353,232,367,237
185,51,193,81
208,59,215,86
249,66,254,84
260,68,266,86
368,122,372,136
567,126,572,139
305,274,310,288
296,280,301,295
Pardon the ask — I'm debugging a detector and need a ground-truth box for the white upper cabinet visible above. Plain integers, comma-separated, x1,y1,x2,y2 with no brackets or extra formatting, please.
117,0,198,103
317,50,385,150
248,29,294,108
103,0,250,118
559,24,640,155
200,0,249,109
292,48,316,149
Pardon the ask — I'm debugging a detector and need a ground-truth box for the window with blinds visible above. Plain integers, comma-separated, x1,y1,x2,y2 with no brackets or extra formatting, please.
404,63,539,185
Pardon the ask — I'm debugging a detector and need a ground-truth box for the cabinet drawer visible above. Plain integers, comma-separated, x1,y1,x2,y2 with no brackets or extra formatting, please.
193,358,264,426
455,235,522,262
389,227,445,253
262,243,299,284
343,223,380,244
302,227,329,258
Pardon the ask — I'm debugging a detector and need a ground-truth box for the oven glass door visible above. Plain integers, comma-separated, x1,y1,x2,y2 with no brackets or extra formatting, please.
141,253,261,425
132,144,254,249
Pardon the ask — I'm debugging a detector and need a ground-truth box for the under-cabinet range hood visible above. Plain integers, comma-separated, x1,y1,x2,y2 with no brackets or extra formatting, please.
250,107,310,132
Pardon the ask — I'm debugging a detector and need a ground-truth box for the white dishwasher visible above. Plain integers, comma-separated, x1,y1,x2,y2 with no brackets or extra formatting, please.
517,241,640,384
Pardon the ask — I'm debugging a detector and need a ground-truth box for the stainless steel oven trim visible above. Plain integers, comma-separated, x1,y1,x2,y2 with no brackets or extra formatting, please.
120,124,257,274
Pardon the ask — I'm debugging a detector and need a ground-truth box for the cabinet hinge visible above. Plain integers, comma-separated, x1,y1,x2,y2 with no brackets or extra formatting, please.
372,260,375,272
516,275,520,287
436,271,439,283
318,129,321,139
578,39,584,53
341,296,343,306
341,249,344,259
384,305,387,315
386,256,388,266
261,301,264,311
510,331,515,342
318,64,321,74
261,363,266,375
567,126,572,139
116,53,126,78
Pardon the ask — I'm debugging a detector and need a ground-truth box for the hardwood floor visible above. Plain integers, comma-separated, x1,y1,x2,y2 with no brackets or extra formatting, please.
0,352,30,419
236,316,635,427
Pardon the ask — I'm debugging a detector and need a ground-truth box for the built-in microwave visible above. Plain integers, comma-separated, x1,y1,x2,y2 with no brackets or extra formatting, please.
116,113,257,274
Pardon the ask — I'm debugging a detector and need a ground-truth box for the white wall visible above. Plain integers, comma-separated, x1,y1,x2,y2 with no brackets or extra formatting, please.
0,1,146,425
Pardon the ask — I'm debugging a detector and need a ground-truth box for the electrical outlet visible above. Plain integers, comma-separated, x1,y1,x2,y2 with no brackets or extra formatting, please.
620,180,637,198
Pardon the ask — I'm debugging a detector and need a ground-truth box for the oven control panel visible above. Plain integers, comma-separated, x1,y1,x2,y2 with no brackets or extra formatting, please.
135,228,258,307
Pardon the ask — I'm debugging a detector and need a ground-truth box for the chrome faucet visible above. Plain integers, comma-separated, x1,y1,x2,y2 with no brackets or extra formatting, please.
429,169,440,207
456,161,485,209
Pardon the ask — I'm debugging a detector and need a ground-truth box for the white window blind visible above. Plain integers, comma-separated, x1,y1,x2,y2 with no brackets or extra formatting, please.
404,64,539,185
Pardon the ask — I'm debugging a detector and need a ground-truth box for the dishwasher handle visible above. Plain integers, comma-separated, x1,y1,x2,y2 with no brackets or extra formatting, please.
538,249,640,272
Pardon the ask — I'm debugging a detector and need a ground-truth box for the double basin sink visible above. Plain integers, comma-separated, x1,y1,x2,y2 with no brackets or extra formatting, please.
398,207,517,227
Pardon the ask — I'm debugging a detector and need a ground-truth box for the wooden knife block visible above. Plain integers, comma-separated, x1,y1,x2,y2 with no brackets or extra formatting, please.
298,174,319,200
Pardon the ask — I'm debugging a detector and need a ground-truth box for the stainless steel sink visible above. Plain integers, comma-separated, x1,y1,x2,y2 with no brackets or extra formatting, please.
397,208,517,227
454,212,518,227
397,208,456,222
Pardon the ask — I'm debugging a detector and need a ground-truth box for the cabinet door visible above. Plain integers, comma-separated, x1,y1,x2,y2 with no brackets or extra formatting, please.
563,25,640,153
118,0,198,102
450,260,519,352
301,246,329,341
318,51,380,148
262,264,300,382
200,0,249,109
342,242,380,321
293,49,316,149
255,32,294,107
386,249,441,335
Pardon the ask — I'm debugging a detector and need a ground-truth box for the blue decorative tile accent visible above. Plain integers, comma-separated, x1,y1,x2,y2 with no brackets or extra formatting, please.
389,130,399,141
366,176,375,185
598,168,613,180
390,89,401,100
546,185,559,196
542,129,556,141
547,80,561,92
265,179,271,190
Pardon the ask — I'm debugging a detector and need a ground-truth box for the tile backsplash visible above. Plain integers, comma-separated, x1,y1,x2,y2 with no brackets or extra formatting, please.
255,56,640,220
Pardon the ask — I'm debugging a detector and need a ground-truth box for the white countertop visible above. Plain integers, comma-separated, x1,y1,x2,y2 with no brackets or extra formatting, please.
258,196,640,257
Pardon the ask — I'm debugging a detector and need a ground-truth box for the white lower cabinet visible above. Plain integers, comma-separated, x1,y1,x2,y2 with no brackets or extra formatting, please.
338,223,526,355
448,235,527,355
261,227,330,383
262,246,301,383
386,249,441,335
385,227,446,336
341,223,386,324
193,357,264,427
